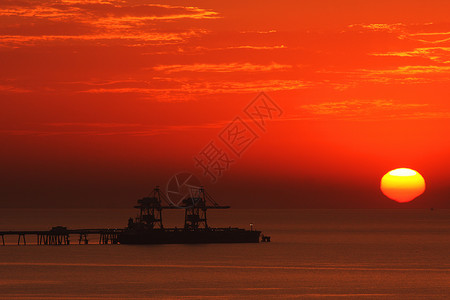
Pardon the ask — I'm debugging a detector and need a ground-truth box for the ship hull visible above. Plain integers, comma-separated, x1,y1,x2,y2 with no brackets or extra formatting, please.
118,228,261,244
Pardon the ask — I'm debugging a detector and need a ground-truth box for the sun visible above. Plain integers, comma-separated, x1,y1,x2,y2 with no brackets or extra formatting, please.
380,168,426,203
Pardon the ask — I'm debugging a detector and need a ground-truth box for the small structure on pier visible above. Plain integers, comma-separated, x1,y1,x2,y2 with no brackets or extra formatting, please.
38,226,70,245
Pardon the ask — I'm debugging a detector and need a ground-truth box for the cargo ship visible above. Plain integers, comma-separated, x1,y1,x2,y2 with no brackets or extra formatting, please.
117,187,264,244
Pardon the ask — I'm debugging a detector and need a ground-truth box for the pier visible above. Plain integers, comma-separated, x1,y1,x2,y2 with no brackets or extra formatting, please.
0,186,269,245
0,227,123,246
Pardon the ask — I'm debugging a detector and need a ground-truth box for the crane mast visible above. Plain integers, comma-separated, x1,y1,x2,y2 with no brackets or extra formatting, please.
129,186,229,230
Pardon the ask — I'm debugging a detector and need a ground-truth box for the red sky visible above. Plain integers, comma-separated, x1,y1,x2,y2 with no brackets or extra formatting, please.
1,0,449,208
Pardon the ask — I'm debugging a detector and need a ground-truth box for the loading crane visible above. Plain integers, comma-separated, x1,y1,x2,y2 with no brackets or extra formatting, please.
179,186,230,230
128,186,229,231
129,186,175,230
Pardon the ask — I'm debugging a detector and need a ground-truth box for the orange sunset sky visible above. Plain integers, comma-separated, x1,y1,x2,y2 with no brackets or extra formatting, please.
0,0,449,208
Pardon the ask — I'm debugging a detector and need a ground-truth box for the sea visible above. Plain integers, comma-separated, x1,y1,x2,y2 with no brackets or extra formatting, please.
0,209,449,299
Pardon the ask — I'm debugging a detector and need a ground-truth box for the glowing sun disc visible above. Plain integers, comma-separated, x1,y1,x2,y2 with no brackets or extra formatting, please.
380,168,425,203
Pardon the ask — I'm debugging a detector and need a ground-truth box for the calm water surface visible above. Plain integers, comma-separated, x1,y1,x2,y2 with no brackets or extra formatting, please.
0,209,449,299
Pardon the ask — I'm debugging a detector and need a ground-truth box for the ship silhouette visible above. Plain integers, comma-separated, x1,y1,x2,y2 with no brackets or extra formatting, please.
118,186,263,244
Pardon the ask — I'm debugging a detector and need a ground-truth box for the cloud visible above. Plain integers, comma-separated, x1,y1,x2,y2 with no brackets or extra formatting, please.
153,62,291,73
301,99,426,114
0,121,225,136
323,63,450,86
191,45,287,52
348,23,405,33
0,84,31,93
371,47,450,63
0,31,203,46
46,122,142,128
225,45,286,50
348,22,450,44
363,65,450,75
80,78,309,100
299,100,449,120
0,2,218,21
239,30,277,34
0,1,218,47
408,32,450,44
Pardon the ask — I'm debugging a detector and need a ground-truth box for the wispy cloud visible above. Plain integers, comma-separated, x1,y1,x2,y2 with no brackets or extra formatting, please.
0,2,219,21
408,31,450,44
0,84,31,93
153,62,291,73
299,100,449,120
81,78,309,100
0,31,204,45
349,22,450,45
239,30,277,34
46,122,142,128
372,47,450,63
0,1,218,47
0,121,225,137
348,23,405,33
364,65,450,75
192,45,287,52
323,63,450,86
1,76,304,99
301,99,425,114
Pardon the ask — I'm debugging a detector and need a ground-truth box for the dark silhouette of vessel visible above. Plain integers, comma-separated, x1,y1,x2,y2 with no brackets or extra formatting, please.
118,186,262,244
